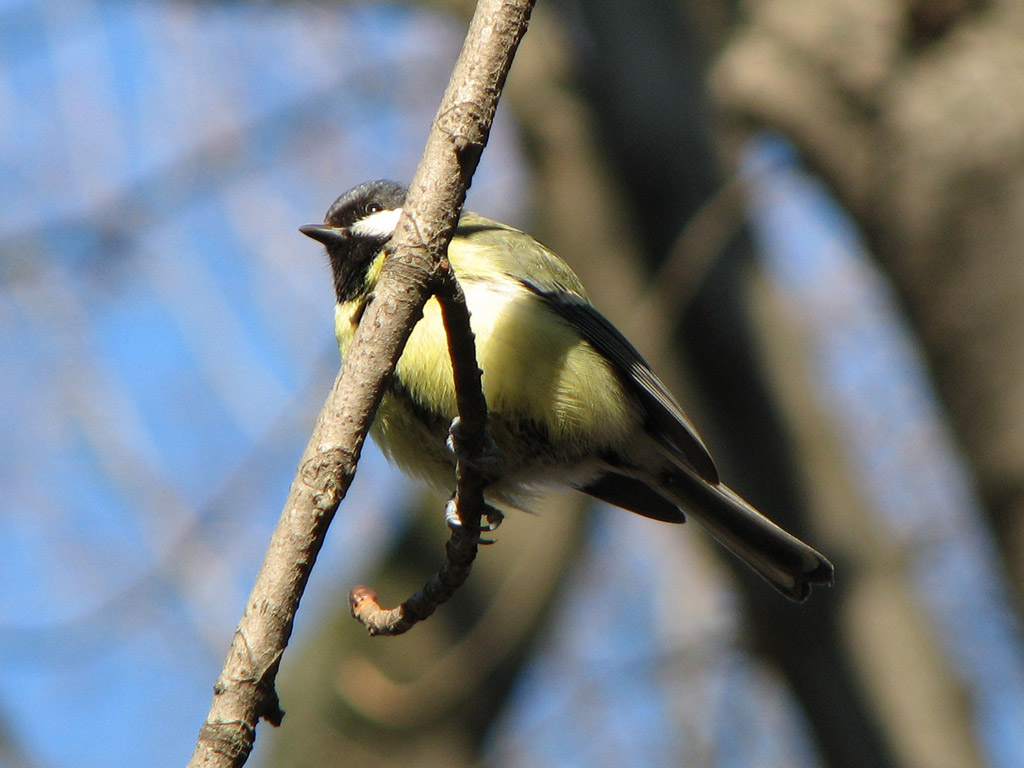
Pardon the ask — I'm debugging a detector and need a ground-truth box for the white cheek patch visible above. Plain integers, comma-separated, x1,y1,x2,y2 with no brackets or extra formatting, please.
351,207,403,239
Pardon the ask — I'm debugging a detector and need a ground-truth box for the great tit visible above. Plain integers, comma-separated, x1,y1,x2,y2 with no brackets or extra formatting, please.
301,180,833,601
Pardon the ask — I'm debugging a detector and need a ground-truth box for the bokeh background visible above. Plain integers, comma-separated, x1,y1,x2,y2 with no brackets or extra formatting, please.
4,0,1024,766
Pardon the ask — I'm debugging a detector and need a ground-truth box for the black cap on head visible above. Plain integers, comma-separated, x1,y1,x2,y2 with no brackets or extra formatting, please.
324,180,408,228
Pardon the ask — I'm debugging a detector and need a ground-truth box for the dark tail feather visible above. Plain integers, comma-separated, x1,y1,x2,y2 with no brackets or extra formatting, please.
663,469,834,602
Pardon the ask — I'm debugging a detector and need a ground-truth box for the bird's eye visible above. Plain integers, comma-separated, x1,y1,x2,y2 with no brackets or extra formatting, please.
367,203,383,214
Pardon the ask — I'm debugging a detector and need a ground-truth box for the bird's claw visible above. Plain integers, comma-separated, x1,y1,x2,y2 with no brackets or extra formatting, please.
444,497,504,545
446,416,500,470
481,504,505,532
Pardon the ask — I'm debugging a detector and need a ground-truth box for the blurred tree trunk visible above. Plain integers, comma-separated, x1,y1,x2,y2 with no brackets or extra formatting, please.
711,1,1024,766
548,0,906,766
712,0,1024,614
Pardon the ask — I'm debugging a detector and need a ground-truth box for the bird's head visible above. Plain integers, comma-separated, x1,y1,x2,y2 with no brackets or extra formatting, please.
300,180,408,302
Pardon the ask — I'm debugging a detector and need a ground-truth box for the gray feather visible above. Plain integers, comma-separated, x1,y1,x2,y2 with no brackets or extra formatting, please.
661,467,834,601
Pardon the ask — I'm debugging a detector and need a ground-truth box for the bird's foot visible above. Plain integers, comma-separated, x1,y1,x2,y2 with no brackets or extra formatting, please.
446,416,500,471
445,496,504,544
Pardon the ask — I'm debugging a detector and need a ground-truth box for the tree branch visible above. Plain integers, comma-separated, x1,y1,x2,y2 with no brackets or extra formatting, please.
186,0,534,765
348,272,493,635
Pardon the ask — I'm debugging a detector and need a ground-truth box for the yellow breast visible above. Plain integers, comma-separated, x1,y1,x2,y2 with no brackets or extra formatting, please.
333,271,637,492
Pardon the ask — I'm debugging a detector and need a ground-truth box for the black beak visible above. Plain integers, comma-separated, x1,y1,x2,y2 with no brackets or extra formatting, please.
299,224,350,248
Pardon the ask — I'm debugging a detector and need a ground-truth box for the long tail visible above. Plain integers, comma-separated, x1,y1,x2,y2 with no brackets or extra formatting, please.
662,469,834,602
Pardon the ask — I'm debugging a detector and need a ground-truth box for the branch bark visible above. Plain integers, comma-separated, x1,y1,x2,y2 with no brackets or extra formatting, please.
186,0,534,764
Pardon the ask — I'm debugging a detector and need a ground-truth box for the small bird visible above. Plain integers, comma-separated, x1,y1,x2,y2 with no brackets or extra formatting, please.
301,180,833,601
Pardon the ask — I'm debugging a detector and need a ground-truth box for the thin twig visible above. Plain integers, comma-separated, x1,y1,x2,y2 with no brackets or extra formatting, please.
186,0,534,765
349,271,491,636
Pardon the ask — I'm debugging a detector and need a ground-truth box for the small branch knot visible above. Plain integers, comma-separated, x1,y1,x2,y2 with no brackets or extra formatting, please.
197,720,254,761
299,447,354,507
437,101,489,150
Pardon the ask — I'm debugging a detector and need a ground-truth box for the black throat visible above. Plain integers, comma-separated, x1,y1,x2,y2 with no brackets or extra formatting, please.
328,236,387,304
